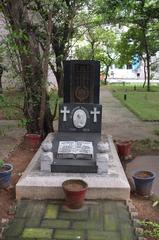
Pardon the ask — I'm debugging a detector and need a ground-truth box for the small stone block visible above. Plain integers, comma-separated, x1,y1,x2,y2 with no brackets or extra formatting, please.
89,204,101,222
104,214,119,231
72,221,99,230
104,201,117,214
25,218,41,227
133,219,140,227
128,205,136,212
44,204,59,219
41,142,53,152
15,200,30,218
59,209,88,220
97,141,109,153
135,228,143,235
54,230,84,240
41,219,70,228
118,208,131,222
88,231,119,240
26,202,46,227
22,228,53,239
40,152,53,172
120,224,135,240
131,212,138,218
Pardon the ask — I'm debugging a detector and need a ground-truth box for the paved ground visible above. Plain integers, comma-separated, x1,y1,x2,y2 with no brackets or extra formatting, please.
3,200,137,240
101,88,159,140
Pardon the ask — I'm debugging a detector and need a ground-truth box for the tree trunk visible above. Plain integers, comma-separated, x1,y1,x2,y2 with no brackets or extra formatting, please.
0,64,3,93
146,54,150,92
91,41,95,60
104,65,110,85
0,73,3,94
54,58,64,97
39,12,53,137
1,0,53,135
142,28,150,91
142,57,147,88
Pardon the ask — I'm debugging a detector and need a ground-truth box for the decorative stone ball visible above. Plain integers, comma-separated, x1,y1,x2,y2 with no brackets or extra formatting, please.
97,141,109,153
41,142,53,152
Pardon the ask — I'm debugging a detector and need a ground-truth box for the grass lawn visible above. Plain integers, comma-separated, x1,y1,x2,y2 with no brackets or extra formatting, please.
0,89,60,120
0,91,24,120
108,84,159,121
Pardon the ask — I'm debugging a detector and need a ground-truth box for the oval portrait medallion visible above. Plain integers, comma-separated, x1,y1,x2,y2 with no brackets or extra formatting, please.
73,109,87,128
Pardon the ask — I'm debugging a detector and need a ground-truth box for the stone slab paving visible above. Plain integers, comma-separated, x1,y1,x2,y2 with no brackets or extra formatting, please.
3,200,138,240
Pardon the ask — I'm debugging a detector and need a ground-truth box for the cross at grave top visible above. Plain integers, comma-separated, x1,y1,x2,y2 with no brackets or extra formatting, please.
90,107,100,123
60,106,70,122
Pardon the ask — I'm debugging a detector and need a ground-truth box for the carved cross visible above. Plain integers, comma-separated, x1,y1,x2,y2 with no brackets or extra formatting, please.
60,106,70,122
90,107,100,122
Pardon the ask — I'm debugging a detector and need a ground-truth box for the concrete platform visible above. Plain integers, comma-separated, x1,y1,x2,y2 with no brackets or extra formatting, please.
16,133,130,200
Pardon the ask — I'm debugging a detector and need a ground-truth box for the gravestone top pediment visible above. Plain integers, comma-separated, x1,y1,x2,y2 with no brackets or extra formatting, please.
64,60,100,104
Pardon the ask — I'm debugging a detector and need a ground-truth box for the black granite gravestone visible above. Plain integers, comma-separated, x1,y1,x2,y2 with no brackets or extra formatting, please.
64,60,100,103
51,60,102,173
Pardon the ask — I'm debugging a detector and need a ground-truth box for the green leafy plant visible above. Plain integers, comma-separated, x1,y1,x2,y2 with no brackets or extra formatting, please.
0,159,4,169
154,127,159,136
140,220,159,240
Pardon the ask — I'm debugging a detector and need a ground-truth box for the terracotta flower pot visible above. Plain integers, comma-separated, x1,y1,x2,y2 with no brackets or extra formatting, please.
116,141,132,160
24,134,41,148
62,179,88,209
133,170,155,196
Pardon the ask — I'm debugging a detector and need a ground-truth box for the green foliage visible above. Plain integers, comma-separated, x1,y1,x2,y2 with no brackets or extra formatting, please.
154,127,159,136
97,0,159,91
141,220,159,239
75,25,119,71
49,89,60,119
0,91,24,120
132,139,159,153
0,159,4,169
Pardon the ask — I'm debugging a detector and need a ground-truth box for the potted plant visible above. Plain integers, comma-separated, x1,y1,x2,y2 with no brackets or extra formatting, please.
62,179,88,209
132,170,155,197
116,140,132,160
0,159,13,188
24,133,41,148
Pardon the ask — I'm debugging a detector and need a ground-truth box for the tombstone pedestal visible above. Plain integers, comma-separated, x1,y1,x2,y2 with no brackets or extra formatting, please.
51,132,100,173
16,133,130,200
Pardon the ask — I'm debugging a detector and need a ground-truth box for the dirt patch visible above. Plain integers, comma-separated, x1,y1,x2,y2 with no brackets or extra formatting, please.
0,142,36,220
131,193,159,222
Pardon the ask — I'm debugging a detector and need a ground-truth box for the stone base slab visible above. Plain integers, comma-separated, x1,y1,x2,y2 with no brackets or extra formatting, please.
16,133,130,200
